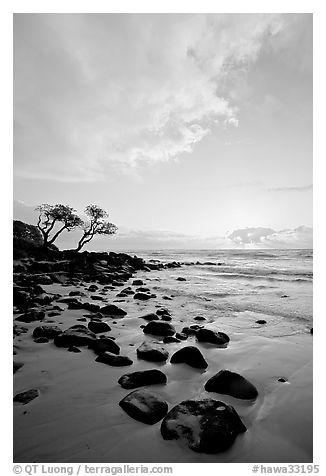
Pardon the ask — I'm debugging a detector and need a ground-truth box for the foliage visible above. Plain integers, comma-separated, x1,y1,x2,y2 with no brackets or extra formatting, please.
35,204,83,247
75,204,117,251
14,220,43,247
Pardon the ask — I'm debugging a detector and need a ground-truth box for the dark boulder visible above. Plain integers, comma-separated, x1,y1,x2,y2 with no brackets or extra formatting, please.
13,288,32,307
100,304,127,316
143,321,176,337
83,302,101,313
181,326,198,336
161,315,172,322
32,325,62,340
67,346,81,353
163,336,180,344
156,309,171,317
170,346,208,369
35,275,53,285
14,389,40,405
90,337,120,355
88,321,111,334
54,325,96,348
175,332,188,340
15,310,45,323
88,285,99,292
57,297,81,304
137,342,169,362
161,399,246,453
139,313,160,322
119,389,168,425
176,277,186,281
91,295,105,301
134,292,151,300
47,311,61,317
118,369,167,389
69,290,86,297
95,352,133,367
121,287,135,295
204,370,258,400
196,328,230,345
13,361,24,374
132,279,144,286
256,320,267,325
194,316,206,321
136,287,151,293
67,300,84,310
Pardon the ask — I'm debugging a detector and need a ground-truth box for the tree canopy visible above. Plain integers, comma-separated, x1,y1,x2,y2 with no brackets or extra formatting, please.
14,220,43,247
75,204,118,251
35,204,83,248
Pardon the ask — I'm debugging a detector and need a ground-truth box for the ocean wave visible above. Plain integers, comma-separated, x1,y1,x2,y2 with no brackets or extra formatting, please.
210,272,312,282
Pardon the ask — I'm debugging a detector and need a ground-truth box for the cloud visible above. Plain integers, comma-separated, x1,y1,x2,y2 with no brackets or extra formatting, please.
227,227,276,245
268,184,312,192
227,226,312,248
14,13,287,181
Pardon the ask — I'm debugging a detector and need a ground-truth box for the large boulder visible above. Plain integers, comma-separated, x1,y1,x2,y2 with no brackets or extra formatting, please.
143,321,176,337
196,328,230,345
87,321,111,334
95,352,133,367
132,279,144,286
99,304,127,316
15,310,45,323
54,325,96,348
83,302,101,313
134,292,152,300
137,342,169,362
32,325,62,339
170,346,208,369
204,370,258,400
119,389,168,425
67,300,84,310
13,287,32,307
90,337,120,355
33,293,60,305
161,399,246,453
118,369,167,389
181,326,198,336
13,389,40,405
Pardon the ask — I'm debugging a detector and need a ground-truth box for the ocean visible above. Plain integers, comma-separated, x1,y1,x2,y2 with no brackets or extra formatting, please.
127,249,313,338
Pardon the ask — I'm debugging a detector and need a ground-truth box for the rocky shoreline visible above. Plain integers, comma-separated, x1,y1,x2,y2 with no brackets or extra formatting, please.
13,248,313,461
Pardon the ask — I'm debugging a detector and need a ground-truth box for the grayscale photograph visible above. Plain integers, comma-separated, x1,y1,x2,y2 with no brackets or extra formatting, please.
13,13,313,464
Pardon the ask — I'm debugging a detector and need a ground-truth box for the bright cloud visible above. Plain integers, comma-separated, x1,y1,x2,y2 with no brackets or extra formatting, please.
227,226,312,248
14,13,289,181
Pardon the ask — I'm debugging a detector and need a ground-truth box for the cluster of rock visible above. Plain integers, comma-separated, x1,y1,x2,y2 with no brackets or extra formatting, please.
13,248,271,456
114,363,257,453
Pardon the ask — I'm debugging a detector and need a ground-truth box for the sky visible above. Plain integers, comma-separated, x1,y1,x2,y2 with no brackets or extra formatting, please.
13,13,313,250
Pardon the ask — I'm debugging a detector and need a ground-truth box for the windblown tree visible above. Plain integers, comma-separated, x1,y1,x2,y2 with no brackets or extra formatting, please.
75,205,117,252
35,204,83,248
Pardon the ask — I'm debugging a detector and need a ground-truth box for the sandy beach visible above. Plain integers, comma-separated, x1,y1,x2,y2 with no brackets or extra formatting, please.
13,258,313,463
